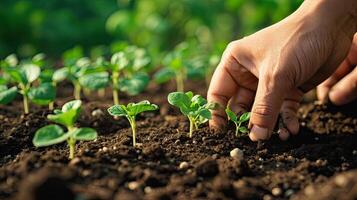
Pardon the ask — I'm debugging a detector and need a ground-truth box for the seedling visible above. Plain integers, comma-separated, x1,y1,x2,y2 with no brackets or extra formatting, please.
154,43,207,92
110,46,151,104
225,107,250,136
107,100,158,146
168,91,216,138
4,64,41,113
33,100,97,159
154,45,187,92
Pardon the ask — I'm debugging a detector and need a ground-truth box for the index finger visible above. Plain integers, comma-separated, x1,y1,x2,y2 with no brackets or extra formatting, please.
207,50,242,129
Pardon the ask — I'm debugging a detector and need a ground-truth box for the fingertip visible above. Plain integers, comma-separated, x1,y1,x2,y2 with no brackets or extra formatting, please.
278,128,290,141
249,125,269,142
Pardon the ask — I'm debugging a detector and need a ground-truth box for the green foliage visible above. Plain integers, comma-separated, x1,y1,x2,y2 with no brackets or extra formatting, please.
110,46,151,104
33,100,97,159
154,42,209,92
0,85,18,104
108,100,159,146
28,83,56,105
2,63,41,113
225,107,250,136
168,91,216,138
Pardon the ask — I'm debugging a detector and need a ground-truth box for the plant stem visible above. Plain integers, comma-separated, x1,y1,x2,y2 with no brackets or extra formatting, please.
235,122,239,136
98,88,105,98
176,71,184,92
67,127,76,159
112,71,119,104
23,94,29,114
49,102,54,110
188,117,194,138
74,82,81,100
129,117,136,147
67,137,76,159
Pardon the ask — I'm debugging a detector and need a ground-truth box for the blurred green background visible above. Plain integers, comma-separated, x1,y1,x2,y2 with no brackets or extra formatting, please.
0,0,303,59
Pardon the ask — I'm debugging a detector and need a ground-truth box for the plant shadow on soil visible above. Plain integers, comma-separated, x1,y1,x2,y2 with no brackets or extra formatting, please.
0,81,356,200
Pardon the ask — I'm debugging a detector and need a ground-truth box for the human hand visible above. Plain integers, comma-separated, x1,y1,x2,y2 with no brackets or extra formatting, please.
207,0,357,141
317,33,357,105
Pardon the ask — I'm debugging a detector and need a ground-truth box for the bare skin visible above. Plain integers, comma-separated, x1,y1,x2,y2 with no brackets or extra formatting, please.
207,0,357,141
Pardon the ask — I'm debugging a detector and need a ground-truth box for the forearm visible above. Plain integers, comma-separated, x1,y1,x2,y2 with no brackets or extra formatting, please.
292,0,357,38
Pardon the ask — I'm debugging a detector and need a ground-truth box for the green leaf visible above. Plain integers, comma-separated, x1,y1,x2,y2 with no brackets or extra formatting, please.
198,109,211,120
239,112,250,123
154,68,175,84
7,68,27,84
168,92,191,108
107,105,128,117
72,128,97,141
23,64,40,83
4,54,18,67
225,108,237,122
52,67,69,82
127,100,159,116
111,52,128,71
79,72,109,90
238,126,249,133
120,73,149,96
47,109,79,127
32,125,71,147
28,83,56,105
62,100,82,112
0,86,18,104
191,95,207,106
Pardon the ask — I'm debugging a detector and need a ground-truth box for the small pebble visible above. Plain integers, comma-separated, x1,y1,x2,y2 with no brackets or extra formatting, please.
263,195,273,200
128,181,140,190
144,186,152,193
82,170,91,177
192,140,197,144
212,154,219,159
335,175,348,187
230,148,244,160
272,187,282,196
91,109,104,117
102,147,108,152
113,146,117,150
314,137,319,141
304,185,314,195
285,189,294,197
352,150,357,155
179,161,189,170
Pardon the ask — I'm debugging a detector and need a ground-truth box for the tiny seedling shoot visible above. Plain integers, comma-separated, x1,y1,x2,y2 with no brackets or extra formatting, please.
32,100,97,159
168,91,216,138
107,100,158,147
225,107,250,136
5,63,41,114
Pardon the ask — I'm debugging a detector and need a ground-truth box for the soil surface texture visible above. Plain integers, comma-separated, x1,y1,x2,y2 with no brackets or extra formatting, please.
0,82,356,200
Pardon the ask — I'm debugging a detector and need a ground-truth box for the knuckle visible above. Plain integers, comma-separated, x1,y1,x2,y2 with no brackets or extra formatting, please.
252,104,274,118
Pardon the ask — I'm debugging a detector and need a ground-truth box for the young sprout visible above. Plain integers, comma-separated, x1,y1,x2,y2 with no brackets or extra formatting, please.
154,45,187,92
33,100,97,159
107,100,158,147
154,42,207,92
110,46,151,104
5,63,40,114
225,107,250,136
168,91,216,138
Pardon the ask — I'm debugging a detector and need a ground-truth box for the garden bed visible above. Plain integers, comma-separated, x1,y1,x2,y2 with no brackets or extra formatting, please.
0,82,356,200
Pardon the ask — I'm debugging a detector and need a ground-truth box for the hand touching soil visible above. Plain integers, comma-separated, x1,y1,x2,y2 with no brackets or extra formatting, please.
208,0,357,141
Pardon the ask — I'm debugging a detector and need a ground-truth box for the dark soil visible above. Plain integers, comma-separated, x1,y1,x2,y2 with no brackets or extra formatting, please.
0,81,356,200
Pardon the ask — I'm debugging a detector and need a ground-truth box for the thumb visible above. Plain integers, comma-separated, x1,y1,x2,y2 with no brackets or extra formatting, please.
249,72,289,141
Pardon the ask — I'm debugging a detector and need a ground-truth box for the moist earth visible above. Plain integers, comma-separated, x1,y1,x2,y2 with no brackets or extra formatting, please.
0,82,356,200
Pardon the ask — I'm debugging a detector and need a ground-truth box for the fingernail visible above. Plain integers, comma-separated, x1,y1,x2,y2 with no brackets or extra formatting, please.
249,125,268,141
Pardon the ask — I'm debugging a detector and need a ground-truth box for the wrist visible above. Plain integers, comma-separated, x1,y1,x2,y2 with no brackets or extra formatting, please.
294,0,356,36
